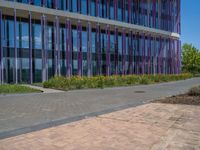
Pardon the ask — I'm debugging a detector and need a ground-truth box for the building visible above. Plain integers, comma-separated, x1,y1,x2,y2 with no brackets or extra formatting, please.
0,0,181,84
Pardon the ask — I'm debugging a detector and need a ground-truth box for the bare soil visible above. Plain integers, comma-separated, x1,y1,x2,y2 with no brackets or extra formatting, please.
153,94,200,105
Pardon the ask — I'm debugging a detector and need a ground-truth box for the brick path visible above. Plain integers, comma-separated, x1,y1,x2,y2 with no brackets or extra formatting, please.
0,103,200,150
0,78,200,139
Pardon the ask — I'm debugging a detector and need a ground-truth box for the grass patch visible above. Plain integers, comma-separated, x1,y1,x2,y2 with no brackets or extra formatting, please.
43,73,192,91
0,84,42,94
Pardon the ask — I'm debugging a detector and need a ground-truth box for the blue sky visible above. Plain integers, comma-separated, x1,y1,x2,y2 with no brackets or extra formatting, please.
181,0,200,50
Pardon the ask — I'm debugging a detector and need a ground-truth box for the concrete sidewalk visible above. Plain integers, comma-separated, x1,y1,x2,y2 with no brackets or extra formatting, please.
22,84,64,93
0,78,200,139
0,103,200,150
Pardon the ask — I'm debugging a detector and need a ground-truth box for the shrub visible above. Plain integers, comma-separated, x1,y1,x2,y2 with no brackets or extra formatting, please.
42,73,193,91
188,86,200,96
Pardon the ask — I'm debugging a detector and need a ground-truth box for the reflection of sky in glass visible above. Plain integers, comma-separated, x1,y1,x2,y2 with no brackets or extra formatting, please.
33,24,42,49
72,29,77,51
81,0,87,14
35,59,42,69
82,31,87,52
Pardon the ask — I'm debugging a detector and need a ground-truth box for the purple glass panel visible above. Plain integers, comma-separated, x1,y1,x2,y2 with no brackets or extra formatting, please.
122,29,126,75
142,33,145,74
66,19,72,77
106,25,110,76
153,0,156,28
42,0,46,7
14,9,18,83
158,36,162,74
96,24,101,75
87,22,92,77
77,21,82,76
54,0,57,9
53,18,57,76
96,0,99,17
56,17,60,76
114,27,118,75
114,0,117,20
87,0,91,15
29,12,33,84
176,40,179,74
147,34,151,74
0,10,2,84
106,0,110,18
128,0,131,23
41,15,47,81
128,31,133,75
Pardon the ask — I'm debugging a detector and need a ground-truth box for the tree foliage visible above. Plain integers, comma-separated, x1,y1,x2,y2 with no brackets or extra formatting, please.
182,43,200,74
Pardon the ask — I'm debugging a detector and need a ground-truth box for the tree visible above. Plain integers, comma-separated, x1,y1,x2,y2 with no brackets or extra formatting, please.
182,43,200,74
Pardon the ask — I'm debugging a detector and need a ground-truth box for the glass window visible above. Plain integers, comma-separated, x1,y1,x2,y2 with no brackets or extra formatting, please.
110,0,114,19
81,0,87,15
91,0,96,16
72,0,77,12
33,0,41,6
47,0,53,8
33,24,41,49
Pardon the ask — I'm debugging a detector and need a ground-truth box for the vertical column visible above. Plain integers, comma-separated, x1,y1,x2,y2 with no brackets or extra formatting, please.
56,17,61,76
169,38,172,74
14,9,18,84
179,0,181,34
128,30,133,74
87,0,91,15
136,33,140,74
178,40,181,74
128,0,131,23
122,29,126,75
0,10,2,84
147,34,151,74
153,36,157,74
171,39,175,74
106,0,110,19
168,0,170,31
96,24,101,75
141,0,144,26
42,0,46,7
176,40,179,74
178,0,181,34
87,22,92,77
54,0,57,9
29,12,33,84
114,27,118,75
152,0,156,28
41,15,48,82
66,19,72,77
67,0,72,11
158,36,162,74
77,0,81,13
141,33,144,74
114,0,117,20
77,21,82,76
54,17,58,76
135,0,138,24
105,25,110,76
147,0,150,27
122,0,125,22
96,0,99,17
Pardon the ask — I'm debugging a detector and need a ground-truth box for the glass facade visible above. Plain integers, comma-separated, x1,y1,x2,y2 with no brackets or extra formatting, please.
0,0,181,84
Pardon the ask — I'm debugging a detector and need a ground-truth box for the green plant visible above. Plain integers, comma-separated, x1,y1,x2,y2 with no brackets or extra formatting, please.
182,43,200,74
0,84,41,94
188,86,200,96
42,73,193,91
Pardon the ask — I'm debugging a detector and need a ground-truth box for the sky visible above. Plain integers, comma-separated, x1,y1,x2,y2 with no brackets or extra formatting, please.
181,0,200,50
